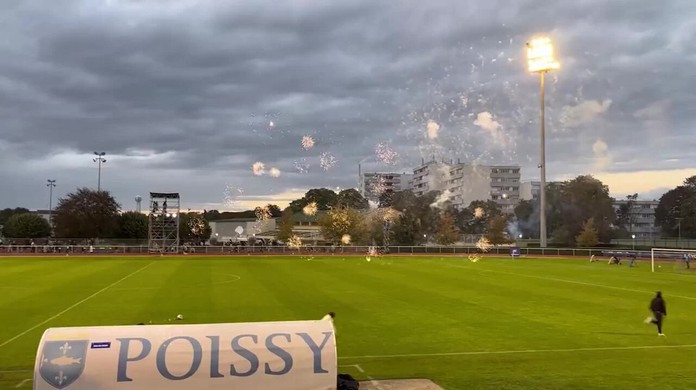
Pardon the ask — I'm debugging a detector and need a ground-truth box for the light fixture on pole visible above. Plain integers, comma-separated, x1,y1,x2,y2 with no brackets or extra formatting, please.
526,36,560,248
47,179,56,226
93,152,107,191
632,234,636,251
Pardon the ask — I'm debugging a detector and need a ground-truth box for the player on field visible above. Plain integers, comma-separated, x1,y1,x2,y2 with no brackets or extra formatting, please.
644,291,667,336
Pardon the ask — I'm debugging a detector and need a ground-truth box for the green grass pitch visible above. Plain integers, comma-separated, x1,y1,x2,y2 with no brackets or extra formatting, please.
1,255,695,389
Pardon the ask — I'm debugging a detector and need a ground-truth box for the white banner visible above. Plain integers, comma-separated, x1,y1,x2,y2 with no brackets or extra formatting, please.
34,320,337,390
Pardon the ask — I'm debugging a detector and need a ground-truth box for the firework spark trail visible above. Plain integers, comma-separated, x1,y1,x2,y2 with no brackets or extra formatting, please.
341,234,351,245
269,168,281,177
474,207,485,219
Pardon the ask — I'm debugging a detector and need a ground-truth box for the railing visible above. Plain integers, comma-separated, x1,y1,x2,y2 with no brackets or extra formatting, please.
0,244,610,258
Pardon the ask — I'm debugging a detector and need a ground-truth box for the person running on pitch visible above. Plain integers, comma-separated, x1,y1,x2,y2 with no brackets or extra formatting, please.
644,291,667,336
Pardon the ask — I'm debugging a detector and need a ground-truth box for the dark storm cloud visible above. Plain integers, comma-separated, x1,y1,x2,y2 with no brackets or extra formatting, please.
1,0,694,209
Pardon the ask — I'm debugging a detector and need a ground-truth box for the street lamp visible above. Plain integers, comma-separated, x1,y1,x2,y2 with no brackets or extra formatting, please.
47,179,56,226
632,234,636,251
676,217,683,248
527,36,560,248
93,152,107,191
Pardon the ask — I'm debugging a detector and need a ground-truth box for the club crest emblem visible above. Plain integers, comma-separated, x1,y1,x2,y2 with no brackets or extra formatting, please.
38,340,88,389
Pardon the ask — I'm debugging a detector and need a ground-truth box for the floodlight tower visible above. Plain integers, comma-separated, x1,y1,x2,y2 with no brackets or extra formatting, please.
47,179,56,226
93,152,107,191
135,195,143,213
526,36,560,248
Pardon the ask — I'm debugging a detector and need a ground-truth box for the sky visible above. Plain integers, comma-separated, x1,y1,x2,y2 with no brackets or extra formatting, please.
1,0,694,211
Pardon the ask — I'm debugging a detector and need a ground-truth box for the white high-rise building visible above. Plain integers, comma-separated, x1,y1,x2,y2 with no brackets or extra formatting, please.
409,159,521,212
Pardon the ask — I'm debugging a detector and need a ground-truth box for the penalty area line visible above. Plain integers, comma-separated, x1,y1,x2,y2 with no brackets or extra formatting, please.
339,343,696,360
0,261,156,349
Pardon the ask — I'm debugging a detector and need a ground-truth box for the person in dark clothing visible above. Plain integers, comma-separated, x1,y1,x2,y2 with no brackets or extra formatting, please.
644,291,667,336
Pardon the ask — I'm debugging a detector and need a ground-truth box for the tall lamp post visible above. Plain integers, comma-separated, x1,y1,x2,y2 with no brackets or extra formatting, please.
93,152,107,191
526,36,560,248
47,179,56,226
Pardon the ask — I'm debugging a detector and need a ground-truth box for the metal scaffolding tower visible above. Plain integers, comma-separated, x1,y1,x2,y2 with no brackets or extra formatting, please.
148,192,180,253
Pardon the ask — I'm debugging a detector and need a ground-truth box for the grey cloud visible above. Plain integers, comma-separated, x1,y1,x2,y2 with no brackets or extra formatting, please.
1,0,695,209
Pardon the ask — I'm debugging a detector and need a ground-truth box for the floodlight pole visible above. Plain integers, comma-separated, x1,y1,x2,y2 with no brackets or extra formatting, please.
93,152,106,191
539,70,547,248
47,179,56,226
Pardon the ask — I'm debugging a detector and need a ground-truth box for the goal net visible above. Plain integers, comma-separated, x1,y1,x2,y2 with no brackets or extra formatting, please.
650,248,695,273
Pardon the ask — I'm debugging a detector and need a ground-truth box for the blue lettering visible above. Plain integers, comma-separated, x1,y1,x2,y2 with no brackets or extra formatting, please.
116,338,152,382
206,336,224,378
230,334,259,377
156,336,203,380
264,333,293,375
296,332,333,374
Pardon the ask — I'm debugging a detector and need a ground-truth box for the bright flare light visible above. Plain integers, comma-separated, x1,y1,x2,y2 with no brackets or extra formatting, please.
526,37,560,73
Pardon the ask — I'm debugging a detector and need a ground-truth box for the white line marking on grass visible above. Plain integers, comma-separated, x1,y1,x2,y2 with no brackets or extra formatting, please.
15,379,31,388
0,370,31,373
355,364,365,373
339,343,696,360
0,262,156,349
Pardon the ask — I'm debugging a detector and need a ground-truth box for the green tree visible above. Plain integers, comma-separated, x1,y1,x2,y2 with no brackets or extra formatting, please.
276,208,295,241
576,218,599,247
179,212,212,243
116,211,148,239
655,176,696,238
546,176,615,245
266,204,283,218
3,213,51,238
0,207,31,228
390,210,422,245
485,215,510,245
459,200,502,234
288,188,338,212
336,189,369,210
53,188,120,238
436,211,459,245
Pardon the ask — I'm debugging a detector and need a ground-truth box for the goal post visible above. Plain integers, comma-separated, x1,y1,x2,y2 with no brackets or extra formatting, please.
651,247,694,273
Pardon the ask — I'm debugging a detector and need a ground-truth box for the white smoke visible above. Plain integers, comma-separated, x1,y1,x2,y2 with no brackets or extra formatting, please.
561,99,612,127
592,139,611,171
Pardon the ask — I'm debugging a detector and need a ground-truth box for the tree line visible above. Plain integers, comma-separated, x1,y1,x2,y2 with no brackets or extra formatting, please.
2,174,696,246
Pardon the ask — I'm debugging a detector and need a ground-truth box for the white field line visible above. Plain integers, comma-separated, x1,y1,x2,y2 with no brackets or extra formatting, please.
0,262,156,349
449,264,696,301
339,343,696,360
15,379,31,388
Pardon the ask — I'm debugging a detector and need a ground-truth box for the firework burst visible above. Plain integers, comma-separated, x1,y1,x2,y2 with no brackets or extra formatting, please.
320,152,337,170
255,206,272,221
426,120,440,139
294,158,310,173
301,135,315,150
476,237,493,252
303,202,318,216
252,162,266,176
375,143,398,165
269,168,281,177
474,207,485,219
287,235,303,249
341,234,351,245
